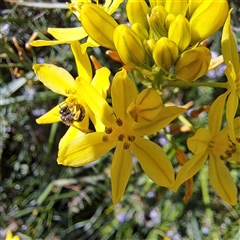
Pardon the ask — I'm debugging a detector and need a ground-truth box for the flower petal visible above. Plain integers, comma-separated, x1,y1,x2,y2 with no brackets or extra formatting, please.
91,67,111,99
187,128,210,154
30,39,72,47
105,0,124,15
36,104,61,124
131,137,175,189
133,106,185,136
208,91,229,135
226,92,239,143
175,151,208,191
111,143,132,204
48,27,88,41
71,41,92,81
209,153,237,205
58,132,117,167
33,64,76,96
111,69,138,120
222,9,239,74
76,77,115,127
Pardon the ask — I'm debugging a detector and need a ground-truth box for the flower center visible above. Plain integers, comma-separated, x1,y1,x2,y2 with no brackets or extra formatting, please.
102,117,136,150
59,94,85,127
208,134,239,161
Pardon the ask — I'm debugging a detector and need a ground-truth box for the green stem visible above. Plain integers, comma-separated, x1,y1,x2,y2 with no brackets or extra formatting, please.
163,80,228,89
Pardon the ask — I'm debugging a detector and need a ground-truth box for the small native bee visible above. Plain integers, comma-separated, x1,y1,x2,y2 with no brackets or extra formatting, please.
59,103,91,133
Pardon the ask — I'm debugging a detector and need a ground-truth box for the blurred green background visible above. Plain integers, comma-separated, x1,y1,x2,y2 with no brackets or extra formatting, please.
0,1,239,239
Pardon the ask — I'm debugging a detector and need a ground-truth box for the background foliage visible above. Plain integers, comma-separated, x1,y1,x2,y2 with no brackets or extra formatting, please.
1,1,240,239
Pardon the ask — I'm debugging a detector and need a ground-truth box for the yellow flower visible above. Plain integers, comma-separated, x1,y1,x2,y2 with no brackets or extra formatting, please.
33,41,110,135
30,0,123,52
58,68,185,204
175,94,239,205
5,230,20,240
220,9,240,143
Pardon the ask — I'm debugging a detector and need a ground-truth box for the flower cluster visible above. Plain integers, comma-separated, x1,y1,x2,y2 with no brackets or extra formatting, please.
31,1,239,205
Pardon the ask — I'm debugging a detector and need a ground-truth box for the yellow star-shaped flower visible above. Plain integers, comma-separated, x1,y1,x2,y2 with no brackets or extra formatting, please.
58,68,185,204
175,94,239,206
34,41,110,142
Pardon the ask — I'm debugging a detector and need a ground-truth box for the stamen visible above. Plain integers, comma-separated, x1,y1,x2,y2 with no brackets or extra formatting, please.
128,135,135,142
118,134,125,141
123,142,130,150
116,118,123,126
102,135,109,142
105,127,113,134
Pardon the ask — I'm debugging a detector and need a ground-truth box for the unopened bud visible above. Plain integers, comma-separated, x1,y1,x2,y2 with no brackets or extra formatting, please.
144,38,156,57
128,88,163,122
175,47,211,82
148,5,168,39
126,0,149,30
113,24,146,67
80,3,118,50
132,23,149,42
190,0,228,45
164,13,175,30
168,15,191,53
153,37,179,71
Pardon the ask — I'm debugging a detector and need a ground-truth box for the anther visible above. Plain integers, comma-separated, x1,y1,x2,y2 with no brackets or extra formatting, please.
116,118,123,126
102,135,109,142
128,135,135,142
118,134,125,141
123,142,131,150
105,127,113,134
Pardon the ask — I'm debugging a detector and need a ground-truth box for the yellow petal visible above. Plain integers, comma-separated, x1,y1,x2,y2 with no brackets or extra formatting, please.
70,41,92,81
222,9,239,74
105,0,124,15
91,67,111,99
208,91,229,135
48,27,88,41
111,143,132,204
111,69,138,121
36,104,61,124
76,77,115,127
131,137,174,189
226,92,239,143
33,64,75,96
187,128,210,154
209,153,237,205
175,151,208,191
30,39,71,47
59,127,85,154
133,106,185,136
58,132,117,167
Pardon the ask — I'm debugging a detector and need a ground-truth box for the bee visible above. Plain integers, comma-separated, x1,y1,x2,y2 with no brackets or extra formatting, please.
59,104,91,133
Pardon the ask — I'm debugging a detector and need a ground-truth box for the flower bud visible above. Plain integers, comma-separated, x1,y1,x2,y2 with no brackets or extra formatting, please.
168,15,191,53
144,39,156,57
132,23,149,43
126,0,149,30
190,0,229,45
80,3,118,50
128,88,163,122
113,24,146,67
148,5,168,39
164,13,175,30
164,0,188,16
153,37,179,71
175,47,211,82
